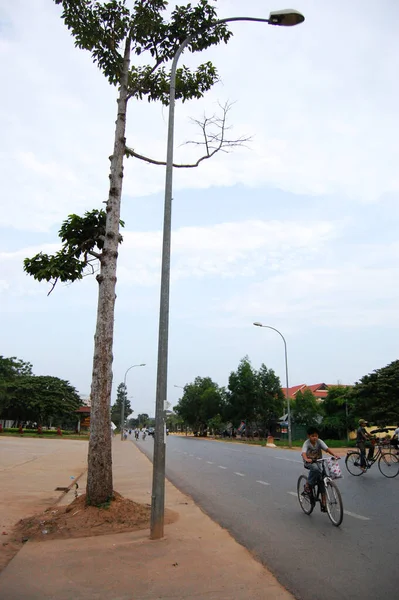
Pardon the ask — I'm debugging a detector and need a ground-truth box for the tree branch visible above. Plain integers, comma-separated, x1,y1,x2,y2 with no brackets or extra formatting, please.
47,278,59,297
125,101,251,168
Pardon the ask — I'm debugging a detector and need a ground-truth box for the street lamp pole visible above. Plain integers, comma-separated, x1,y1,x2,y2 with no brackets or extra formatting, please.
121,364,146,440
151,8,305,540
253,322,292,448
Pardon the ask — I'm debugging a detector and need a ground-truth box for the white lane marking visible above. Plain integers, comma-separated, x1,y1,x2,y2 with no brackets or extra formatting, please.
218,465,227,469
275,457,302,464
196,457,202,460
206,461,214,464
234,472,245,477
344,510,370,521
288,493,370,520
256,480,270,486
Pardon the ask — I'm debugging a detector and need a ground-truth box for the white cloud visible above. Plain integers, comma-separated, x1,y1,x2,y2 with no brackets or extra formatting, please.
0,218,337,299
218,264,399,329
118,218,338,285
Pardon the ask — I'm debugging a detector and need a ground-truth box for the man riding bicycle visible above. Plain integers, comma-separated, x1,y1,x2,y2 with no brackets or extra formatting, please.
356,419,374,471
301,427,340,511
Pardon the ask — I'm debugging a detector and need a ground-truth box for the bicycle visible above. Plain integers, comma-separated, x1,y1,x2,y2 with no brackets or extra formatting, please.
345,440,399,478
297,458,344,527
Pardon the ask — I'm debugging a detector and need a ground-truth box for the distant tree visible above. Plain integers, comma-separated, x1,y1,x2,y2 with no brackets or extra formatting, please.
127,416,139,428
0,356,33,379
1,375,81,427
225,357,283,437
136,413,150,428
256,364,284,436
292,389,322,428
226,357,258,435
321,386,354,439
350,360,399,425
0,355,34,417
111,383,131,428
207,413,225,436
174,377,224,434
166,412,184,432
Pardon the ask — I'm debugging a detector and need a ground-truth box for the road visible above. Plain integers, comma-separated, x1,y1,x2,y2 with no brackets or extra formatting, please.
133,433,399,600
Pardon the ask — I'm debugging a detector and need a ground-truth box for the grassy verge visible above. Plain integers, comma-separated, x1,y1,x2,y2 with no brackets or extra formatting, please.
0,432,89,440
178,434,354,449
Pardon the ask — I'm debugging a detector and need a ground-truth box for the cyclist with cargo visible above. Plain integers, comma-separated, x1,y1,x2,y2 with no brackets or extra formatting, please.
301,426,340,511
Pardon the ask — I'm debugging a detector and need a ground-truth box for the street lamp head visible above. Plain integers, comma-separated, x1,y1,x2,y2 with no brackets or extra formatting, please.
253,322,263,327
268,9,305,27
139,363,146,367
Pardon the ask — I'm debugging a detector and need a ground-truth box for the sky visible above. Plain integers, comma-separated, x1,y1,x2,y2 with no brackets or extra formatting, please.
1,0,399,417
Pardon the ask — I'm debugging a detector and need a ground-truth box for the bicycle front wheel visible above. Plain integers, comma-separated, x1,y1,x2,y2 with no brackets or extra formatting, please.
345,452,364,476
378,452,399,478
325,480,343,527
297,475,314,515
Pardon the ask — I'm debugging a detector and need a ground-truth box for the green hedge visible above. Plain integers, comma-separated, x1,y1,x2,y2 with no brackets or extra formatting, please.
274,438,356,448
1,427,76,435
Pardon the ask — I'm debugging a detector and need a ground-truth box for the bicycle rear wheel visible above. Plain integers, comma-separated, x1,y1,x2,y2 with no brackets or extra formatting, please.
345,452,364,476
297,475,314,515
325,480,343,527
378,452,399,478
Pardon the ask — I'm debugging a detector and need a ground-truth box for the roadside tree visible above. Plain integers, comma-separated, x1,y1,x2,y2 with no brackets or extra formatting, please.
350,360,399,425
23,0,235,505
291,389,322,428
111,382,131,428
321,385,354,439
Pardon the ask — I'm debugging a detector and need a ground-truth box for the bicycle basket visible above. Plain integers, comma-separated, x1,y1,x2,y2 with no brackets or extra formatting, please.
326,458,343,479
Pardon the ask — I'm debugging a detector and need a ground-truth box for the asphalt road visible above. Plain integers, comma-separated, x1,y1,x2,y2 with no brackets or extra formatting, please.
133,434,399,600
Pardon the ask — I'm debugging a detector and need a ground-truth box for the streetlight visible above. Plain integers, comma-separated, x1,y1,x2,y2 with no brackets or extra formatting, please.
121,364,146,440
253,322,292,447
174,385,184,390
151,9,305,540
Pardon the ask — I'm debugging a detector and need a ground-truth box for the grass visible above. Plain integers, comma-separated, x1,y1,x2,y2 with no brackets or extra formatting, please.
190,434,354,449
0,432,89,440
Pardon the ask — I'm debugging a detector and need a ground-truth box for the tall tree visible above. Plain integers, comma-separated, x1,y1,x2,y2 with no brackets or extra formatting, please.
174,377,223,434
256,364,284,436
291,389,322,427
24,0,232,505
111,382,131,428
321,385,354,439
226,357,259,435
350,360,399,425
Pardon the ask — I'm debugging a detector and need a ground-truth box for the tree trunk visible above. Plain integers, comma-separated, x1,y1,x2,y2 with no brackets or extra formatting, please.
86,37,131,506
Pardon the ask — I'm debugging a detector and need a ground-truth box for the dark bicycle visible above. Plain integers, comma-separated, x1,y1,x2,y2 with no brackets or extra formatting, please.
297,457,343,527
345,436,399,478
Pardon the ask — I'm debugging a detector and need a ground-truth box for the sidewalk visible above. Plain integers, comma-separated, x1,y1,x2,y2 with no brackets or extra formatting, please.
0,439,295,600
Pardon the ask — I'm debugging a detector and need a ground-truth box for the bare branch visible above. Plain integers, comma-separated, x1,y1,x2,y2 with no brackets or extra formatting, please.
87,250,102,260
125,101,251,168
47,278,58,297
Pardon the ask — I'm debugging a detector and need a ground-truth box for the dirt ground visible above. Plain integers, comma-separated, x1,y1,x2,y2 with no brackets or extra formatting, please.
0,437,89,572
5,492,178,570
14,492,178,541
